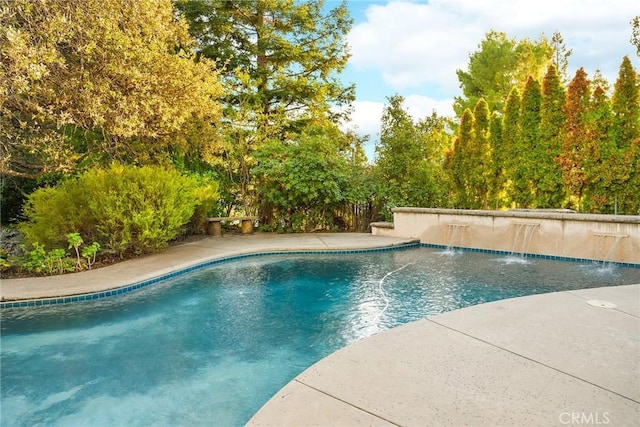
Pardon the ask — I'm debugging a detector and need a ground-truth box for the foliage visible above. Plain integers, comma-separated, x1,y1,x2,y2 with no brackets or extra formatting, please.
454,31,553,115
632,16,640,56
20,164,217,256
445,108,474,208
253,126,351,232
609,56,640,214
0,248,9,271
176,0,354,215
560,68,592,209
513,76,541,207
488,112,505,208
537,64,566,207
582,86,615,212
20,242,75,275
501,87,521,207
67,232,85,269
376,96,449,217
611,56,640,150
446,55,638,215
1,0,222,179
550,31,572,84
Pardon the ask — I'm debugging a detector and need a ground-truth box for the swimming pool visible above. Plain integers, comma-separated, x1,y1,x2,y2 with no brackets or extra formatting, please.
1,247,638,426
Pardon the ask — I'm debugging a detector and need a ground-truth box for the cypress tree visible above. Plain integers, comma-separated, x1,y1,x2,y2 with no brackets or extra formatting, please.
611,56,640,150
514,76,542,207
560,68,591,210
538,64,567,207
611,56,640,214
583,85,615,212
502,87,521,207
446,109,474,208
470,98,491,208
488,111,505,208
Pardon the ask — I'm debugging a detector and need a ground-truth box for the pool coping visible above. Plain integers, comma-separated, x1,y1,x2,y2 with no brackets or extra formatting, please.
0,233,419,307
248,283,640,426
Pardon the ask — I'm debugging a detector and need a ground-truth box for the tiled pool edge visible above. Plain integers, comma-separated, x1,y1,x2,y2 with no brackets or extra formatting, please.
0,243,421,309
421,243,640,268
4,241,638,309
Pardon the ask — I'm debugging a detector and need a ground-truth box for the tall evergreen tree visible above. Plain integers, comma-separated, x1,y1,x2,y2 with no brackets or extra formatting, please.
445,109,474,208
514,76,542,207
454,31,553,115
610,55,640,214
469,98,491,208
175,0,354,214
538,64,566,207
560,68,591,209
488,111,505,208
550,31,572,84
631,16,640,56
583,85,615,212
611,56,640,150
502,87,522,206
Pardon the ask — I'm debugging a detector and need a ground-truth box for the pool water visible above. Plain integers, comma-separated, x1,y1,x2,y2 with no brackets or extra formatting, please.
1,247,638,426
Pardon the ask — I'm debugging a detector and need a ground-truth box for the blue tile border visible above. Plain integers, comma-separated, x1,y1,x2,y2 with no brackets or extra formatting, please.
0,243,420,309
419,243,640,268
3,241,637,309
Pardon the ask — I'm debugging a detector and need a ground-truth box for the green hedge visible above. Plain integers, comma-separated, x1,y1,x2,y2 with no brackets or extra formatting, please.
20,164,218,256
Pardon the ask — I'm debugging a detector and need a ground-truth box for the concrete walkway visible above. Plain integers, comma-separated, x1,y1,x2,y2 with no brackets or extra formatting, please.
0,233,416,301
249,284,640,426
2,233,638,426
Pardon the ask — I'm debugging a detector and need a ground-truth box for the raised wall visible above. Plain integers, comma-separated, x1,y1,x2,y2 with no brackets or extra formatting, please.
371,208,640,264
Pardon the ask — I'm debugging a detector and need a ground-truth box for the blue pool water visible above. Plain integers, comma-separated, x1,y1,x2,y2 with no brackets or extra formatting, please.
1,247,639,426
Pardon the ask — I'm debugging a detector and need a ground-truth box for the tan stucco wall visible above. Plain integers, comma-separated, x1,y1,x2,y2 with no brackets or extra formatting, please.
371,208,640,264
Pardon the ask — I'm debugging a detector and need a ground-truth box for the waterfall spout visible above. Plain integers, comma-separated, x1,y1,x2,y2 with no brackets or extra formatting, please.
510,222,539,257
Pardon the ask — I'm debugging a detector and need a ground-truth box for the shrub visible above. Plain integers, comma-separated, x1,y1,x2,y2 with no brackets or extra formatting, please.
21,164,218,257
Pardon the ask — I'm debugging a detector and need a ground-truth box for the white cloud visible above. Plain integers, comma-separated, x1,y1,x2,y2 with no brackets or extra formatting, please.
348,0,638,95
403,94,455,120
344,100,385,137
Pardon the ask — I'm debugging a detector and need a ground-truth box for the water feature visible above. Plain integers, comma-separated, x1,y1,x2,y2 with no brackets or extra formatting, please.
443,223,468,255
1,247,639,426
383,208,640,264
509,222,539,260
593,232,628,262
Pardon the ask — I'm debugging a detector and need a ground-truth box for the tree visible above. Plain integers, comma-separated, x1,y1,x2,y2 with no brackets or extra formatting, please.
501,87,521,206
454,31,553,115
253,125,350,231
488,111,505,208
445,108,474,208
513,76,542,207
611,56,640,150
550,31,572,84
582,85,615,212
0,0,222,179
610,55,640,214
560,68,591,209
468,98,491,208
631,16,640,56
376,96,449,216
175,0,354,214
537,64,566,207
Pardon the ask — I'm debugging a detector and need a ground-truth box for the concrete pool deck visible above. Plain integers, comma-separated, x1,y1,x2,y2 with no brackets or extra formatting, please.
0,233,416,301
2,233,639,425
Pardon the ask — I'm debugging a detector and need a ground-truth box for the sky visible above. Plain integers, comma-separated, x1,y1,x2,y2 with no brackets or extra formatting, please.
331,0,639,160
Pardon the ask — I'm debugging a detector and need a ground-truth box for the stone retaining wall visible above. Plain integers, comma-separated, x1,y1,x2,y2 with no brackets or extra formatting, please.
372,208,640,264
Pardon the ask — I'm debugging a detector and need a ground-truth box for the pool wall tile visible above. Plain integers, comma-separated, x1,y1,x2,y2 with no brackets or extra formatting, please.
3,242,637,310
1,243,422,309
